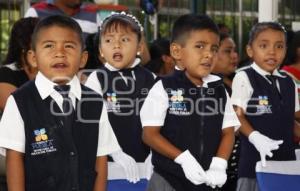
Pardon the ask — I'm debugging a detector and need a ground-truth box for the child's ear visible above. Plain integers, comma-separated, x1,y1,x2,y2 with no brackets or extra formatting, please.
246,45,253,58
27,50,38,68
170,42,182,60
80,51,88,69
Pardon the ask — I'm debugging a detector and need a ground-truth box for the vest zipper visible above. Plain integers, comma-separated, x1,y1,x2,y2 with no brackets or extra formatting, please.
199,88,205,159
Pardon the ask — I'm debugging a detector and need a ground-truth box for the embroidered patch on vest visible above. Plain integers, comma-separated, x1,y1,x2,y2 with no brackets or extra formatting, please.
105,92,121,113
168,89,190,115
256,95,272,114
31,128,57,156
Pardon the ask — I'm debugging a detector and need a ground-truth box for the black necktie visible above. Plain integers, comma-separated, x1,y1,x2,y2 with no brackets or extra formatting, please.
54,85,74,114
265,75,281,97
120,68,135,89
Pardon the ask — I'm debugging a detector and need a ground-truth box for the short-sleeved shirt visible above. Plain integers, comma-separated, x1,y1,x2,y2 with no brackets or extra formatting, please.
0,63,28,87
140,73,241,130
0,72,120,156
231,63,300,112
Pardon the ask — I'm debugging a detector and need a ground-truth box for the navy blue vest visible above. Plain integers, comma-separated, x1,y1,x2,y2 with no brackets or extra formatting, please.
153,71,227,191
97,65,157,162
238,68,296,178
13,81,102,191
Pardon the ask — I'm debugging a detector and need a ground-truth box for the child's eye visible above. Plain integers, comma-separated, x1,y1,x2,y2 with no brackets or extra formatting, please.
44,44,53,48
195,44,204,49
223,49,232,54
104,39,113,43
275,44,284,49
122,37,130,42
259,44,267,49
65,44,75,49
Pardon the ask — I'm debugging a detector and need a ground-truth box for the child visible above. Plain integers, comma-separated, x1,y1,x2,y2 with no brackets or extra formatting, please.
231,22,300,191
0,15,120,191
85,12,157,184
140,14,240,191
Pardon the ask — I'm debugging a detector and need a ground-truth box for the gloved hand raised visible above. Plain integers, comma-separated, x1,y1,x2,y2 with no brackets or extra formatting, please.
111,150,140,183
174,150,208,185
249,131,283,167
205,157,227,188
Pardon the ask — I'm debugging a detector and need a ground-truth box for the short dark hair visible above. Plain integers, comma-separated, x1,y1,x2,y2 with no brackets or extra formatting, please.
31,15,84,50
248,22,287,45
171,14,219,45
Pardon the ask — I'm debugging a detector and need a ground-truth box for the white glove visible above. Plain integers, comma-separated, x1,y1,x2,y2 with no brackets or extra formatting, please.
249,131,283,167
144,153,153,180
205,157,227,188
174,150,208,185
111,150,140,183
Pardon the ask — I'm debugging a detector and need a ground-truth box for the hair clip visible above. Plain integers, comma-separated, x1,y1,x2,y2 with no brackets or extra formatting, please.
99,11,144,32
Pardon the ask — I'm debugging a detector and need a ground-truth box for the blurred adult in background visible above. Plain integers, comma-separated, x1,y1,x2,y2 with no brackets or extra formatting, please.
145,38,174,76
212,32,240,191
212,32,239,94
25,0,100,40
0,17,39,191
0,17,39,111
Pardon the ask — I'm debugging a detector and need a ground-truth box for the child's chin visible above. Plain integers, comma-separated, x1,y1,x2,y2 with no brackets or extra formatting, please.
51,76,72,84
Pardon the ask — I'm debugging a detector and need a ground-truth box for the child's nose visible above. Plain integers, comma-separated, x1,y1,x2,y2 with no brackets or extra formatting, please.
55,45,66,57
113,40,121,49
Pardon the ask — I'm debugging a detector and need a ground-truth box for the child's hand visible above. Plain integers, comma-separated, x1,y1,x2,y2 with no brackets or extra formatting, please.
111,150,140,183
174,150,208,185
205,157,227,188
249,131,283,167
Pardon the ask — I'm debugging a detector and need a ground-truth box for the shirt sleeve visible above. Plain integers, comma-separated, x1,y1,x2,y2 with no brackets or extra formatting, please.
222,91,241,131
140,80,169,127
0,96,25,156
97,105,121,156
85,71,103,96
24,7,38,17
231,71,253,111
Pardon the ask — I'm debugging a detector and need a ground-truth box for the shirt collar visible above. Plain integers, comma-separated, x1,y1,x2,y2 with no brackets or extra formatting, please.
35,72,82,100
251,62,285,78
104,58,141,71
201,74,222,88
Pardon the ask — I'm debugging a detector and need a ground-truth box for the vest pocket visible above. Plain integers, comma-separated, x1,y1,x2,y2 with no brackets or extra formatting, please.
27,176,56,191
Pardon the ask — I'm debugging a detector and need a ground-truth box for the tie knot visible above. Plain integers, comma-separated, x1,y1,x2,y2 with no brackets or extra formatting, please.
54,85,70,98
265,74,277,82
120,68,134,78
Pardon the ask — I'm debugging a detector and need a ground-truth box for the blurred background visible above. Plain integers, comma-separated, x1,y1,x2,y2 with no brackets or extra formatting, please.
1,0,300,63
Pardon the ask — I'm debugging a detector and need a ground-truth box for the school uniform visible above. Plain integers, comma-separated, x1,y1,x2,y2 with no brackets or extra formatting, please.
0,72,120,191
140,70,240,191
85,58,157,162
231,63,300,190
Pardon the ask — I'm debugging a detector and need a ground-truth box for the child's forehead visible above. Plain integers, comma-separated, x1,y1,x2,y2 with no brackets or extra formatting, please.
186,30,219,43
255,28,286,41
37,26,81,42
102,24,137,36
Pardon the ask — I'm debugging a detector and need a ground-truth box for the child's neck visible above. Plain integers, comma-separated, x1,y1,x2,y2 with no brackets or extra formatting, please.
185,71,204,87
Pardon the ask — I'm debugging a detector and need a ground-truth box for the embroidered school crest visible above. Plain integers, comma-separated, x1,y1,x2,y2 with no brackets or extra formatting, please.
256,95,272,114
169,89,190,115
31,128,57,156
105,92,121,113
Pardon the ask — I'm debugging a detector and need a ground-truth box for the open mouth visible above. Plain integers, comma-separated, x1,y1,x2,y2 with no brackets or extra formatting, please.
200,63,212,68
265,59,277,65
52,63,68,69
113,53,123,61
